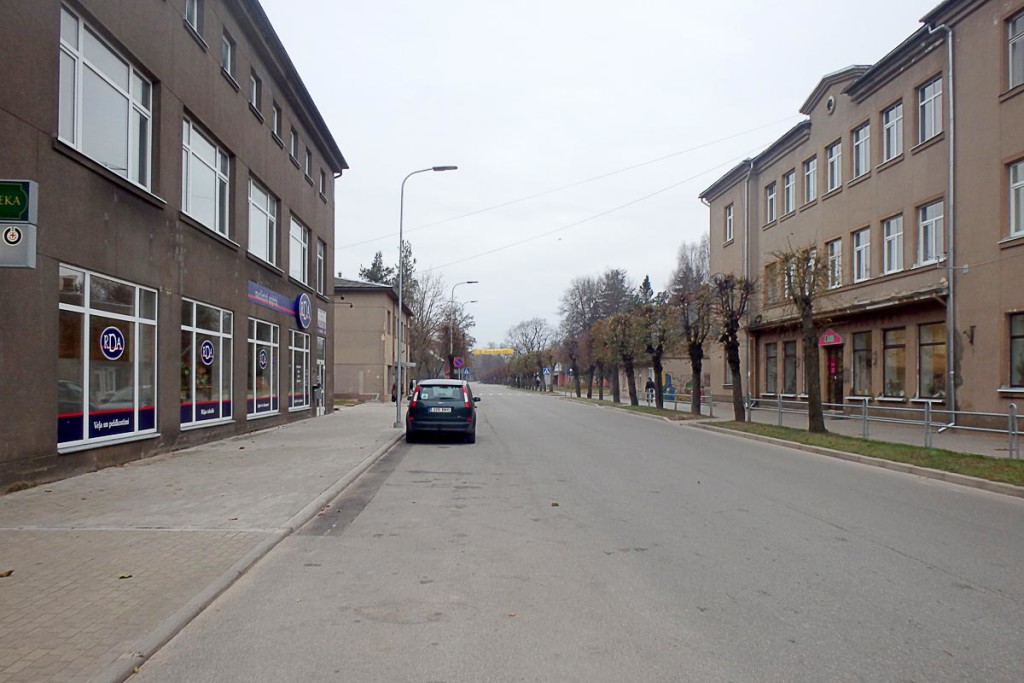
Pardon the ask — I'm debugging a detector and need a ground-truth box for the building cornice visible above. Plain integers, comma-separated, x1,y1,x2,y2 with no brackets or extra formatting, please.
699,121,811,202
921,0,987,28
843,27,944,103
751,283,948,331
799,65,871,115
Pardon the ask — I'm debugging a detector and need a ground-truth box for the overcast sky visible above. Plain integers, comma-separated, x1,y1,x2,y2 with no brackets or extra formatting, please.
259,0,937,347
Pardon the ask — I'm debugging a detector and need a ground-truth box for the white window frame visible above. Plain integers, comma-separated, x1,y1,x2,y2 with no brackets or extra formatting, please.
883,215,904,274
272,101,282,138
319,169,327,196
181,118,230,236
853,228,871,282
882,102,903,162
826,238,842,289
764,182,777,223
249,70,261,110
803,157,817,203
852,123,870,178
220,32,235,77
1010,12,1024,90
289,128,299,159
58,7,153,189
248,318,279,417
826,141,842,192
185,0,202,34
782,171,795,214
181,299,233,427
1011,160,1024,238
248,178,278,265
289,217,310,284
316,240,326,295
289,330,311,411
305,148,313,179
724,204,734,242
918,201,944,265
918,77,943,143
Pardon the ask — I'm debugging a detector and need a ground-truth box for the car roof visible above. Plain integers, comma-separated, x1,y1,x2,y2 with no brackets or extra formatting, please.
417,379,467,386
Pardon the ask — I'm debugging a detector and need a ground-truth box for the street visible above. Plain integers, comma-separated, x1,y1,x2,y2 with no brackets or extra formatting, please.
135,389,1024,682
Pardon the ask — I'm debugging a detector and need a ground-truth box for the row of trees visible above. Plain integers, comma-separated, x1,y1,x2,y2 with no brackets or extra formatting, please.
500,238,830,432
356,246,477,381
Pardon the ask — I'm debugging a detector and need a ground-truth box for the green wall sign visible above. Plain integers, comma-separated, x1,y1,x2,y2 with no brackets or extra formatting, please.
0,180,37,222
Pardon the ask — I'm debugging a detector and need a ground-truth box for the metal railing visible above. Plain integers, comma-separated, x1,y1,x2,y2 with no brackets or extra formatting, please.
745,394,1020,459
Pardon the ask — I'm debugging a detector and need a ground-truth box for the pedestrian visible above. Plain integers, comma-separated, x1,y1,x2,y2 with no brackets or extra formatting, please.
534,375,541,391
645,376,655,404
391,382,397,403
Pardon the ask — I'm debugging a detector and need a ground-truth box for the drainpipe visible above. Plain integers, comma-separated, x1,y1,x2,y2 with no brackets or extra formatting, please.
929,22,956,425
742,159,755,396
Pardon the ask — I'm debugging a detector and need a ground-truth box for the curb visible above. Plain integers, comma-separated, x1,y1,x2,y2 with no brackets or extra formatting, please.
93,430,405,683
690,422,1024,500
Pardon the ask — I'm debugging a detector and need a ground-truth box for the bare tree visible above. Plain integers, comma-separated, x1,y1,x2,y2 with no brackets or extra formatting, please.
505,318,556,390
713,273,755,421
776,244,830,433
606,310,646,406
559,276,602,398
670,236,713,415
597,268,635,402
407,270,446,381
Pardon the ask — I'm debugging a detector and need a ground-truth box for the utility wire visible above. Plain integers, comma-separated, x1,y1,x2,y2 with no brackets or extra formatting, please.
338,115,802,250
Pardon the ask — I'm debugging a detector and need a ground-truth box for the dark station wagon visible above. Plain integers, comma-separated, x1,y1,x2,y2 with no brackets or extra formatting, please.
405,379,480,444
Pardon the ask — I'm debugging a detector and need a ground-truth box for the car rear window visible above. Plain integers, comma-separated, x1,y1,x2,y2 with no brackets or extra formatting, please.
418,386,462,400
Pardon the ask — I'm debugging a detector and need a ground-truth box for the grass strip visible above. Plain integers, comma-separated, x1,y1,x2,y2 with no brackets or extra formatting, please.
716,421,1024,487
566,397,704,421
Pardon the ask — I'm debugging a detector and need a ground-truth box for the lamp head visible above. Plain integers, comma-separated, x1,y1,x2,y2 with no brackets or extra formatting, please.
432,165,458,172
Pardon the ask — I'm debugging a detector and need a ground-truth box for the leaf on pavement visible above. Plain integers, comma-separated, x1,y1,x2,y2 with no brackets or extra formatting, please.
118,573,133,579
550,502,559,507
0,569,13,578
228,516,239,521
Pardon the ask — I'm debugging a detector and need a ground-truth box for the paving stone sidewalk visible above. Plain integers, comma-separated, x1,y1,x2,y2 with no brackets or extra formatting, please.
0,403,401,683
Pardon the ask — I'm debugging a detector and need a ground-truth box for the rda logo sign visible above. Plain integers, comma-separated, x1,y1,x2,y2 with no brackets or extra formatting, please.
258,349,269,370
100,326,126,360
200,340,215,366
295,292,312,330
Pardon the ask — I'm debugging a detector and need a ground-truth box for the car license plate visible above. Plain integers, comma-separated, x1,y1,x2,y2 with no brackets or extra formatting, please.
430,407,452,413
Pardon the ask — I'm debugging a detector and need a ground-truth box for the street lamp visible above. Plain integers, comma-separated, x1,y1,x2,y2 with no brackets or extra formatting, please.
449,280,479,376
449,298,478,374
395,165,458,428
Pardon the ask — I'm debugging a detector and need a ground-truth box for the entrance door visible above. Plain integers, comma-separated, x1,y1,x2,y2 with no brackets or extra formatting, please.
826,346,844,407
315,337,326,416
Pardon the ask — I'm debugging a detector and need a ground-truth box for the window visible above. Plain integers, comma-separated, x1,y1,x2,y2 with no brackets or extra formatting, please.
853,228,870,282
289,217,309,283
319,169,327,196
181,119,230,236
249,70,262,111
248,179,278,265
316,239,326,295
289,128,299,160
883,328,906,397
58,7,153,189
764,182,777,223
882,103,903,162
826,238,842,288
782,171,795,214
765,343,778,394
883,215,903,273
305,148,313,179
185,0,203,34
1010,12,1024,90
826,141,842,192
248,318,279,416
918,201,943,265
1011,160,1024,238
764,262,779,304
272,101,282,139
724,204,734,242
181,299,233,426
852,123,870,178
918,322,946,399
220,32,235,77
1011,313,1024,387
289,330,311,410
918,77,942,143
803,156,818,203
58,266,157,446
783,341,797,394
852,332,872,396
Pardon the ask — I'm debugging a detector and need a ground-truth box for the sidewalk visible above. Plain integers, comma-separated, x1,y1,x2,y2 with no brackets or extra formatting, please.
0,403,402,683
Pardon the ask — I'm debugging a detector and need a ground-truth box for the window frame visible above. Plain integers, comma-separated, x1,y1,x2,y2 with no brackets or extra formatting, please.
271,101,282,139
852,331,872,397
826,141,842,192
1009,11,1024,90
724,204,734,242
289,127,299,161
1011,312,1024,387
852,122,870,178
883,328,907,398
783,340,797,395
917,200,944,265
304,147,313,179
782,170,796,214
918,76,943,143
316,239,326,295
289,330,311,410
248,178,278,265
289,216,310,284
803,156,818,203
249,70,262,112
180,299,233,427
917,322,947,399
852,228,871,283
247,318,279,417
764,181,777,223
882,102,903,162
1010,160,1024,238
185,0,203,35
883,215,904,274
181,118,230,236
58,7,153,190
765,342,778,394
826,238,842,289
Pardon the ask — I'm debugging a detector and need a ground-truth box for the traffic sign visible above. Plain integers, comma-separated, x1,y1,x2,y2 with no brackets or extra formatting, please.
453,356,464,368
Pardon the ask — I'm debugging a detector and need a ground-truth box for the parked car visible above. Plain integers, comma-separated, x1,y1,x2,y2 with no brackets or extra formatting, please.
405,379,480,443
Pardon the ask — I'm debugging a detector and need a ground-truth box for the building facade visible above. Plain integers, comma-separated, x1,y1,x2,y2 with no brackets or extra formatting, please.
700,0,1024,423
332,278,411,402
0,0,347,490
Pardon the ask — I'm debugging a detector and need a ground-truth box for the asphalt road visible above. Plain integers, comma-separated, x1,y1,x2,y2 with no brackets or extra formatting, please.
135,388,1024,682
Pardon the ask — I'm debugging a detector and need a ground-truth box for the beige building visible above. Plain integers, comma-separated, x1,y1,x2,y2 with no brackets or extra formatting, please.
700,0,1024,423
332,278,411,401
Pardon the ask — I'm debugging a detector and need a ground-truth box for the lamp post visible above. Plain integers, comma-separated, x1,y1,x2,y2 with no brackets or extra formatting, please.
395,165,457,428
448,281,479,376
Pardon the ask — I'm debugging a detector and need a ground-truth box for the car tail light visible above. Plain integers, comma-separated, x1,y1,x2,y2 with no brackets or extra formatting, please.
410,385,421,408
462,387,471,408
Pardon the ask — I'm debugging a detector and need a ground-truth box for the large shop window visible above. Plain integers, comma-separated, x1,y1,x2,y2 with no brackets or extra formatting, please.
918,322,946,399
1011,313,1024,387
182,119,230,236
58,266,157,447
783,341,797,395
883,328,906,398
58,7,152,189
181,300,233,426
247,318,279,417
764,342,778,394
852,332,872,396
289,330,310,410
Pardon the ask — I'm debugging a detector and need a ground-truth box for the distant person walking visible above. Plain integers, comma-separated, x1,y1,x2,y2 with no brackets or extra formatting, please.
644,377,656,405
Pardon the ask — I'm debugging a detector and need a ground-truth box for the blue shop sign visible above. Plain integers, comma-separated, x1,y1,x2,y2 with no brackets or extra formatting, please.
295,292,312,329
200,339,215,365
100,326,126,360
